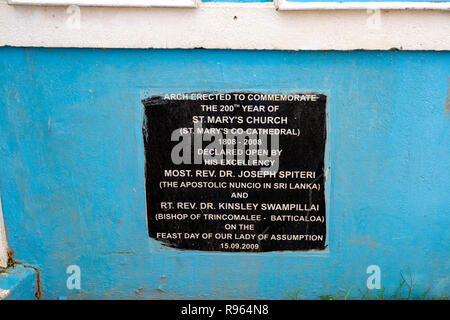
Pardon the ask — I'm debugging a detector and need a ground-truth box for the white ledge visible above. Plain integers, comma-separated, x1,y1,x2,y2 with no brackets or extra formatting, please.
7,0,198,7
275,0,450,10
1,1,449,50
10,0,450,10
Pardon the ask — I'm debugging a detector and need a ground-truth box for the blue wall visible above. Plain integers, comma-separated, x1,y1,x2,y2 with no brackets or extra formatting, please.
0,48,449,299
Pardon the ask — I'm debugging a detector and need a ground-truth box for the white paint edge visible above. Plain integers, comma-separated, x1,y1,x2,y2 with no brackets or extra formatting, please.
275,0,450,10
0,288,11,299
1,1,450,50
8,0,450,10
0,197,8,269
7,0,198,7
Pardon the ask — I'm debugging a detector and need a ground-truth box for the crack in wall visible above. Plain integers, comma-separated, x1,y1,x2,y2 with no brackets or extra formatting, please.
4,250,42,300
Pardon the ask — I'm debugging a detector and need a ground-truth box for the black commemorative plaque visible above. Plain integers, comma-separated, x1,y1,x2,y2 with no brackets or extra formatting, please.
142,92,327,252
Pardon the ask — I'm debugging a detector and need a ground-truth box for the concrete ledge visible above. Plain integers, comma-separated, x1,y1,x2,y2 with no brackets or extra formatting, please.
0,265,38,300
7,0,199,7
275,0,450,10
1,1,449,50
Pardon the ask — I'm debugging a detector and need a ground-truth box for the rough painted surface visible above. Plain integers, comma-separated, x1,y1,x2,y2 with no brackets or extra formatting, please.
1,2,450,50
0,48,449,299
0,265,37,300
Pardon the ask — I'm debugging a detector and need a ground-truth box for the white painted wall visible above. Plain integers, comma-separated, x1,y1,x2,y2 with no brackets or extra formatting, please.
1,1,449,50
0,196,8,268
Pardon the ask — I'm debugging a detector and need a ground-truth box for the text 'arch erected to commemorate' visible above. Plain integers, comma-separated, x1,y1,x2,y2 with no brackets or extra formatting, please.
142,92,328,252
